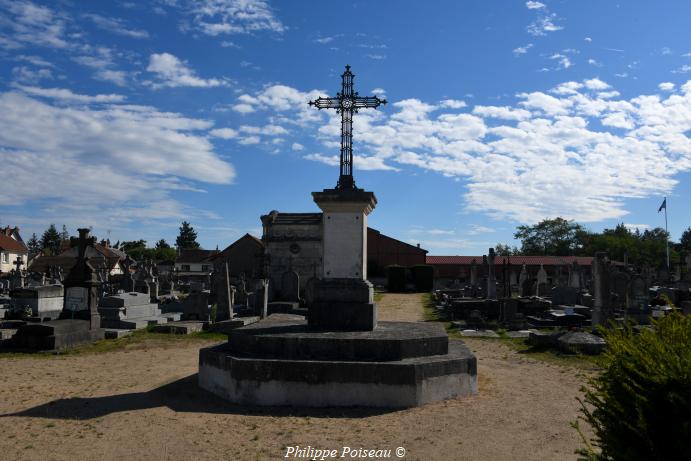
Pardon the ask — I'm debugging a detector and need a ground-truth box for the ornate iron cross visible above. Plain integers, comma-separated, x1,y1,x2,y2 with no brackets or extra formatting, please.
309,65,386,190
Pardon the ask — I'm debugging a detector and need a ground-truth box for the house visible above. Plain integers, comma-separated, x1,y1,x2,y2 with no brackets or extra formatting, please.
0,226,29,274
210,234,264,278
367,227,428,277
29,240,126,277
174,249,219,288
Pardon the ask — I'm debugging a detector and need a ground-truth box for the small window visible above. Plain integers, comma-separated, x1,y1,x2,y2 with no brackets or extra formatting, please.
201,265,210,272
181,264,190,271
1,253,6,263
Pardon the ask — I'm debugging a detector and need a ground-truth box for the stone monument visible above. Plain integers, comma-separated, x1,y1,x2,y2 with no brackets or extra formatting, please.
12,229,105,350
198,65,477,407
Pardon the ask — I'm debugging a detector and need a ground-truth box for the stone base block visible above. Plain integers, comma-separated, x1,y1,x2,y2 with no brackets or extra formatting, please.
309,302,377,331
11,319,105,351
104,329,133,339
208,316,260,334
310,278,373,304
199,340,476,408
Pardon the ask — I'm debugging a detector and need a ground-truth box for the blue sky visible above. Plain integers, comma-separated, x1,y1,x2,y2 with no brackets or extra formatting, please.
1,0,690,255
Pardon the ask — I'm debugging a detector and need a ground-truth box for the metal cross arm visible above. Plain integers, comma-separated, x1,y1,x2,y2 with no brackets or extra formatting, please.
308,65,386,189
308,97,341,110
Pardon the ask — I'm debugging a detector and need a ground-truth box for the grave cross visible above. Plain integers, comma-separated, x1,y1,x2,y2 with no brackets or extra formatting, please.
309,65,386,189
13,256,24,272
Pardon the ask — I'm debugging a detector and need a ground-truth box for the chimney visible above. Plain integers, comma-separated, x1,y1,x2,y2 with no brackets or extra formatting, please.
417,243,420,248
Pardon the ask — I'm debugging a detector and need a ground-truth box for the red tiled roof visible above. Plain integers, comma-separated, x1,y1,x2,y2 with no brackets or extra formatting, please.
426,255,595,266
0,233,28,252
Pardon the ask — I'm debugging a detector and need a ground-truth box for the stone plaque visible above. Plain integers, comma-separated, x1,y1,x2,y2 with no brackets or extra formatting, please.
65,286,88,311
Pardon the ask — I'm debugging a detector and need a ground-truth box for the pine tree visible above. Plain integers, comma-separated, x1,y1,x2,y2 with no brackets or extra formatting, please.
155,239,170,249
60,224,70,243
40,224,62,256
27,233,41,258
176,221,200,250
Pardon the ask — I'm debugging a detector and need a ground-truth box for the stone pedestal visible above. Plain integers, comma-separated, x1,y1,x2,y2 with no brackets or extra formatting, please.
310,188,377,331
309,278,376,330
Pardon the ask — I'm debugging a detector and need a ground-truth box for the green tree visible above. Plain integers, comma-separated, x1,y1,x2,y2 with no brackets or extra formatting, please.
575,313,691,460
679,227,691,255
59,225,70,243
514,217,586,256
26,233,41,258
155,239,170,249
120,240,147,261
494,243,520,256
176,221,200,250
40,224,62,256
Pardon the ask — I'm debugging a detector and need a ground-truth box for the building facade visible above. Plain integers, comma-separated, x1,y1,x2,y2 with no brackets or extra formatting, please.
0,226,28,274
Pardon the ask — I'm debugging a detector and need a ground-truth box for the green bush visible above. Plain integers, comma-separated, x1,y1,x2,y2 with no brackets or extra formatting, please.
386,265,407,292
411,264,434,292
574,312,691,460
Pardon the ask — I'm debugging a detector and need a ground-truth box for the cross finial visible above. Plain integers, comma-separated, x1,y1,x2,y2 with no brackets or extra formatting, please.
308,65,386,189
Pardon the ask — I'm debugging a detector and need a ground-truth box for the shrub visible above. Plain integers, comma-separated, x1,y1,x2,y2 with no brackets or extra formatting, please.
411,264,434,292
574,312,691,460
386,265,407,292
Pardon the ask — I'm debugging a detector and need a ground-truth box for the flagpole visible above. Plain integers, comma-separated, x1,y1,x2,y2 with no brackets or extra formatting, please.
664,196,670,270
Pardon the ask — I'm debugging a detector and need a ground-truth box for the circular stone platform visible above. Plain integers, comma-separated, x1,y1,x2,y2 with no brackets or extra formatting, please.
198,315,477,408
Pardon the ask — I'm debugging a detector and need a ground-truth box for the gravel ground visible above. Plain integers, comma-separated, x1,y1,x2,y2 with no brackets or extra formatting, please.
0,294,593,460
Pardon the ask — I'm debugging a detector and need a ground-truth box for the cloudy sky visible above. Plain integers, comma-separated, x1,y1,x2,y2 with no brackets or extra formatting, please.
1,0,690,255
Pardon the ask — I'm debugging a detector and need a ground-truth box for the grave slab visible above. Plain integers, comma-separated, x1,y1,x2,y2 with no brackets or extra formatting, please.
153,320,205,334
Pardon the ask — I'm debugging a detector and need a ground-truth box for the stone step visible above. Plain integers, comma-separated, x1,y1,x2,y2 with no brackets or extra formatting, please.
104,329,133,339
152,321,204,335
162,312,182,322
101,316,169,330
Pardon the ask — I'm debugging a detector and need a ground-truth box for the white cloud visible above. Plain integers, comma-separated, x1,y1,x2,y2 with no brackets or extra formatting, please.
673,65,691,74
527,13,563,36
14,85,126,103
587,58,601,67
11,66,53,84
83,13,149,39
624,223,651,231
291,142,304,151
513,44,533,55
232,103,255,114
209,127,238,139
439,99,467,109
372,88,387,97
526,1,545,9
658,82,675,91
238,136,260,145
0,91,235,225
584,37,592,43
304,153,398,171
584,78,610,90
146,52,226,88
550,53,572,70
176,0,285,36
473,106,531,121
0,0,70,49
241,76,691,224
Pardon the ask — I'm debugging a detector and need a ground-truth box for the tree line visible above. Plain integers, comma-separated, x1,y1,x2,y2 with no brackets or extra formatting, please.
495,217,690,269
26,221,202,263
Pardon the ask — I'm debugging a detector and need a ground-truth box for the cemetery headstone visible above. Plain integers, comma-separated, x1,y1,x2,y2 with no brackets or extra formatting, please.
592,252,614,328
486,248,497,299
535,265,548,296
551,286,579,306
518,264,529,296
281,270,300,302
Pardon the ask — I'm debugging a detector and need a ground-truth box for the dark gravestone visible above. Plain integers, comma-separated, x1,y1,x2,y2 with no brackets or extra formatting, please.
520,278,532,297
610,271,630,309
13,229,104,350
281,270,300,302
551,286,579,306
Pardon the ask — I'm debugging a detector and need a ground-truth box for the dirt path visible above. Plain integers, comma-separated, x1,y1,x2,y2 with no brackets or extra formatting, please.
0,294,593,461
376,292,426,322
